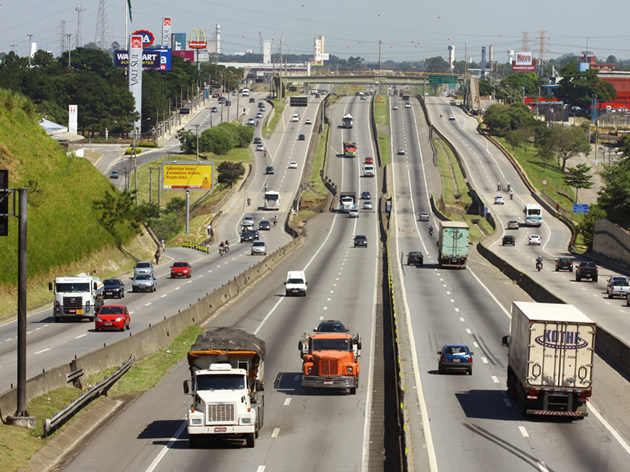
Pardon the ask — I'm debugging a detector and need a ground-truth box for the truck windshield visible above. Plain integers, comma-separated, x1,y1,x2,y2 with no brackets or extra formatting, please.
56,283,90,293
197,374,245,391
312,338,350,351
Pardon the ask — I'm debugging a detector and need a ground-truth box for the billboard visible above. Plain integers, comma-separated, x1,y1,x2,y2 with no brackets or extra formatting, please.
68,105,78,134
172,33,186,51
512,51,536,71
162,18,172,48
131,30,155,48
114,49,172,70
173,50,194,62
162,161,214,190
129,35,143,131
189,28,207,49
512,60,537,72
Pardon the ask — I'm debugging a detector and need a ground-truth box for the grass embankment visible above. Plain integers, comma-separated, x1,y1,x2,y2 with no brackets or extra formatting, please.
298,124,329,219
374,95,391,166
0,89,154,319
263,99,285,138
0,325,204,471
435,139,493,241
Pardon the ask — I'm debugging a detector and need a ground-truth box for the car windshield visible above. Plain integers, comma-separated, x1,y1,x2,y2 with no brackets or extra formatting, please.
253,242,265,247
99,306,124,315
196,374,245,391
317,321,346,332
56,283,90,293
135,274,152,281
312,338,350,351
288,278,304,284
443,346,469,355
173,262,188,268
356,236,366,240
136,263,151,269
612,280,628,286
104,279,121,286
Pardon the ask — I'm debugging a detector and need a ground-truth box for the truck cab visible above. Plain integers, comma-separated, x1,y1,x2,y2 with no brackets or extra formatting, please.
49,274,104,322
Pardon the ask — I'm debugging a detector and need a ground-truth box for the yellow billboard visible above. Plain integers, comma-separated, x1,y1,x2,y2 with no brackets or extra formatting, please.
162,161,214,190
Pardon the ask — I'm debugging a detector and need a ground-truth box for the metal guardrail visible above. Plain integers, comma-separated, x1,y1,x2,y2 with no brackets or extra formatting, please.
43,354,135,437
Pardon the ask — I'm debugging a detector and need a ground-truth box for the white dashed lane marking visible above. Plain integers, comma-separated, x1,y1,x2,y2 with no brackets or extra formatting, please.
35,348,50,355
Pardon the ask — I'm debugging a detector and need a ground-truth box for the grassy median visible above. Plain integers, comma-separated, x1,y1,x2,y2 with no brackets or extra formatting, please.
263,99,285,138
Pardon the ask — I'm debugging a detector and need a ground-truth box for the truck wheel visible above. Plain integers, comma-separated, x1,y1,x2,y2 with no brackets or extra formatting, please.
246,433,255,448
576,276,581,282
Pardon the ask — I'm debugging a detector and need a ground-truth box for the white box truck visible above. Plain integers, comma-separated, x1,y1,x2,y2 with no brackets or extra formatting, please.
184,328,265,448
502,302,595,419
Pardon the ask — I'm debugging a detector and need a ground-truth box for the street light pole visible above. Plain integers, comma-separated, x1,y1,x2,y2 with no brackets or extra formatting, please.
27,34,33,68
378,40,382,75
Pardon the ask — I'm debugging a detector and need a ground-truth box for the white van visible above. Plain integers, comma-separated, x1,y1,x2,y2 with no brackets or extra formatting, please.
364,164,375,177
241,88,250,96
285,270,307,297
292,114,300,122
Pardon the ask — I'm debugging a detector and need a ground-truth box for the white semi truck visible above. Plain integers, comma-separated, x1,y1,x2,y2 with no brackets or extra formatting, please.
49,273,104,322
184,328,265,448
502,302,595,419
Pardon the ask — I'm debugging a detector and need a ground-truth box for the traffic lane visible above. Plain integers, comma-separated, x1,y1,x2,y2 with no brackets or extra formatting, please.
326,96,354,187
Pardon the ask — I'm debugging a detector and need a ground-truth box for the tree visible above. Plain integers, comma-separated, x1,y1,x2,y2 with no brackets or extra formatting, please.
564,163,593,203
537,124,590,171
479,80,493,96
176,129,195,154
347,56,365,71
606,55,617,64
482,103,539,134
558,60,617,109
424,56,449,73
92,187,141,240
598,156,630,221
576,204,607,250
217,161,244,187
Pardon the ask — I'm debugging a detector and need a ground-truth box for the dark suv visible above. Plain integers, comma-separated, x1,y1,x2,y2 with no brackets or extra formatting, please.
354,235,368,247
407,252,424,266
103,279,125,299
555,257,574,272
502,235,516,246
576,262,598,282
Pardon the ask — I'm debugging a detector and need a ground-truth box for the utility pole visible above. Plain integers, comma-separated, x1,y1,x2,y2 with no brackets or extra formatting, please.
66,34,73,67
195,124,200,161
27,34,33,68
75,5,86,49
378,40,382,75
134,127,138,205
539,30,546,76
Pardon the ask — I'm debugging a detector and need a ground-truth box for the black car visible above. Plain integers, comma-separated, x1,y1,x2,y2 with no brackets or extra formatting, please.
266,166,274,174
253,137,262,144
298,134,305,140
407,252,424,266
502,235,516,246
240,230,259,242
110,170,119,179
211,106,218,112
361,191,371,200
555,257,574,272
576,262,598,282
249,97,255,103
315,320,348,333
354,235,368,247
259,220,271,231
103,278,125,299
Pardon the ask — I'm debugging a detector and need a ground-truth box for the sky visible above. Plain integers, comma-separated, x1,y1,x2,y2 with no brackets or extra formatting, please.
3,0,630,64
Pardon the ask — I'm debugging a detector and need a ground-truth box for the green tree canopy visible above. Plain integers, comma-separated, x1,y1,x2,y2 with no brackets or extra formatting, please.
598,155,630,222
425,56,450,73
564,163,593,203
558,60,617,109
482,103,539,134
537,124,591,172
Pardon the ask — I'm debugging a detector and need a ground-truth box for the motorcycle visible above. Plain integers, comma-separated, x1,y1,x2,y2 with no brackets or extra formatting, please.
429,226,434,237
219,246,225,257
510,192,514,200
536,260,543,271
497,183,501,192
273,217,278,226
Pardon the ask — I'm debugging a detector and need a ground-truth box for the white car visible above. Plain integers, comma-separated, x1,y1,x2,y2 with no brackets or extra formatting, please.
392,105,399,110
256,144,264,151
256,112,263,118
251,240,267,256
242,215,255,227
418,212,430,222
288,161,298,169
348,209,359,218
291,114,300,122
528,234,542,245
247,118,255,125
397,148,405,155
305,119,312,125
405,102,411,108
449,115,456,121
363,201,373,210
494,195,505,205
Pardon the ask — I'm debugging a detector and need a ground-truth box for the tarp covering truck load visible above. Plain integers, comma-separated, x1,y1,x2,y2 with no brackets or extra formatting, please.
502,302,595,418
437,221,469,268
184,328,265,447
342,113,353,129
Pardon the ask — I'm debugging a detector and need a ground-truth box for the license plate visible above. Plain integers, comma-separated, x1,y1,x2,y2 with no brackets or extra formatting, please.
324,381,333,385
453,359,460,363
77,309,83,315
106,292,113,295
214,427,227,432
104,323,112,326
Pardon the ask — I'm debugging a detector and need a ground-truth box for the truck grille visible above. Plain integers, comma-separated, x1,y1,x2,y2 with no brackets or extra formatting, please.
206,403,235,423
319,360,339,376
63,297,83,309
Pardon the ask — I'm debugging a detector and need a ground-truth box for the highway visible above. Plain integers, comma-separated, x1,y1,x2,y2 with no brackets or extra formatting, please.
0,93,323,394
63,94,388,470
390,93,630,470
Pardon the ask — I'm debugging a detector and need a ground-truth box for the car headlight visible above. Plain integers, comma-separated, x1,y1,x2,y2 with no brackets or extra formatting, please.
114,317,123,322
95,317,103,322
191,419,202,425
346,367,353,374
306,367,313,374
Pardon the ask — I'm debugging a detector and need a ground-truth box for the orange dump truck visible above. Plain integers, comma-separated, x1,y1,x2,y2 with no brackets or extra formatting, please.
298,332,361,394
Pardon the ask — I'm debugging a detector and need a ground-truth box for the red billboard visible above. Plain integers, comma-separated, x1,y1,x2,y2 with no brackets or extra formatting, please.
512,60,537,72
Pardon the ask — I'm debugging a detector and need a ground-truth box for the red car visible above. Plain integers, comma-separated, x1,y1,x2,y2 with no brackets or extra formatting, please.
95,305,130,331
364,157,373,164
171,261,192,278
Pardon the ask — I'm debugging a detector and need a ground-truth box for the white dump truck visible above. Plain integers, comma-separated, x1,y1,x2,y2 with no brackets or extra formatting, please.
184,328,265,448
49,273,104,322
502,302,595,419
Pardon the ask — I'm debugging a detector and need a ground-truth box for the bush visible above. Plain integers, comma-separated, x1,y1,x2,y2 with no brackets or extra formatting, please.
125,147,142,155
138,142,156,148
149,213,182,241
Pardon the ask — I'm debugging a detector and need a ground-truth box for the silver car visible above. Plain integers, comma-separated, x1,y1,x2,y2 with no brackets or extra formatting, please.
251,240,267,256
418,212,430,221
132,274,157,292
134,261,154,277
348,209,359,218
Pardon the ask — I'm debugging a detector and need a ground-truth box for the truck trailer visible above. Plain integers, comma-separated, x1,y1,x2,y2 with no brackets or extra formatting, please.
184,328,265,447
49,274,104,322
502,302,595,418
437,221,469,268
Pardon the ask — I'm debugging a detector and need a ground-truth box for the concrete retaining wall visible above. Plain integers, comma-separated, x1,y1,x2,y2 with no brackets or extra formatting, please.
593,219,630,271
0,237,302,414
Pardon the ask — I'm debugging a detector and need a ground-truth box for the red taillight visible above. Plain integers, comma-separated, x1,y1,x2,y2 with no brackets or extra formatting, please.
467,357,473,363
440,356,446,362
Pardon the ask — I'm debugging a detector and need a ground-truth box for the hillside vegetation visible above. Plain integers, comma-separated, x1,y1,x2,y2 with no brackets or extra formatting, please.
0,89,139,298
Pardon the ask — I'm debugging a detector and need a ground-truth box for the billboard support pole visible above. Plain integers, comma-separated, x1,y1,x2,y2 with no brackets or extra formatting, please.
185,190,190,234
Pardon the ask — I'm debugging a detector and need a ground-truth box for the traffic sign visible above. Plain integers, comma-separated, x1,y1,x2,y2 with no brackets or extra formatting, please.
429,75,457,84
573,204,589,214
542,179,547,185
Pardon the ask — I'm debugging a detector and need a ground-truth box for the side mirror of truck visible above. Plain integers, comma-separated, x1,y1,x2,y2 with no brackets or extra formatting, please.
93,282,98,291
298,341,303,351
255,379,264,392
357,341,362,350
502,335,510,347
48,282,53,291
183,379,191,394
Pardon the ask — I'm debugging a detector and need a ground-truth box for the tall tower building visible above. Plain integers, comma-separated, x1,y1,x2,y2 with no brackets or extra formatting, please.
216,24,221,54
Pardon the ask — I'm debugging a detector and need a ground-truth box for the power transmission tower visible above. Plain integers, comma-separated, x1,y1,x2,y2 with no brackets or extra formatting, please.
521,31,529,51
75,5,86,49
539,30,546,76
95,0,108,51
58,20,67,55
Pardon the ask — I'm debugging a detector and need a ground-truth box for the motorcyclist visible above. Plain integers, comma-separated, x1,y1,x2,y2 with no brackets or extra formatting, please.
536,255,543,269
247,197,251,206
510,190,514,200
264,182,268,190
429,224,434,236
219,241,225,255
497,182,501,191
440,112,443,118
225,240,230,252
264,150,267,157
274,215,279,226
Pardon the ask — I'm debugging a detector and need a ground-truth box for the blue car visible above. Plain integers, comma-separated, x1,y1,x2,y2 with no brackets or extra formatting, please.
437,344,473,375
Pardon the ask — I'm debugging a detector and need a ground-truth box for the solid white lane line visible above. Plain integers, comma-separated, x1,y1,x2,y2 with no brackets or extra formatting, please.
588,402,630,456
35,348,50,354
75,334,87,339
518,426,529,438
271,428,280,438
144,421,187,472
